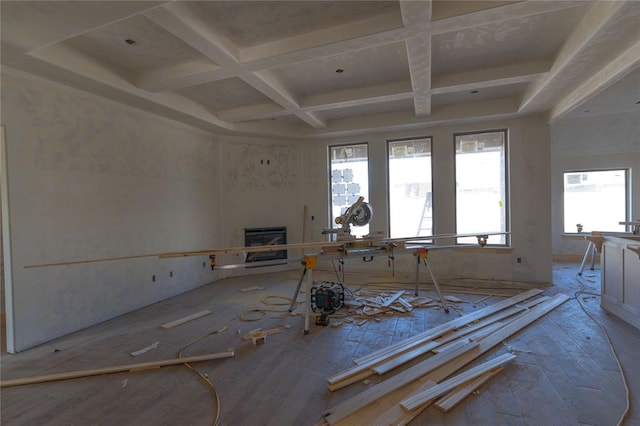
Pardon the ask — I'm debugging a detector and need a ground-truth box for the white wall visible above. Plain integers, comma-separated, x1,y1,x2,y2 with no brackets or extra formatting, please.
303,116,553,284
551,111,640,256
0,69,304,351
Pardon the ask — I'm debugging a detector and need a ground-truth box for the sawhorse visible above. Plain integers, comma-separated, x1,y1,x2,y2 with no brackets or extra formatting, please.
289,255,317,334
578,240,597,276
414,248,450,313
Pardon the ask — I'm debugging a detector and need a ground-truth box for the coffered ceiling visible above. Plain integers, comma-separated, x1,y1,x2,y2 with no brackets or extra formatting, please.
2,1,639,139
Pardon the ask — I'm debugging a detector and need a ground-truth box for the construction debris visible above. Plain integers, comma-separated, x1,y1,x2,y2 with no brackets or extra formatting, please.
130,341,159,357
160,310,211,329
239,286,265,292
321,291,569,424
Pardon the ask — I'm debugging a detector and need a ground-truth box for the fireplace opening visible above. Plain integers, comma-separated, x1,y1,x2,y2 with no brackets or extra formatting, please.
244,227,287,266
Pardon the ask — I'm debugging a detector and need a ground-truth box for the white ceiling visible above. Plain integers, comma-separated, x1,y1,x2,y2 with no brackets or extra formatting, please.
2,1,639,139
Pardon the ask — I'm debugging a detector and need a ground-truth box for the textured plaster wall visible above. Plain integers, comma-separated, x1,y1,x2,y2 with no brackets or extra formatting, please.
551,111,640,256
216,136,304,274
303,116,552,284
1,69,226,352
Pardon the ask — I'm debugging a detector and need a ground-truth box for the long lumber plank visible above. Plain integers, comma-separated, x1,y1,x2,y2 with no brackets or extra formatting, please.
352,288,543,365
0,351,235,388
24,231,508,268
400,353,517,411
323,342,480,423
326,341,440,389
434,367,503,412
369,295,550,376
325,293,569,425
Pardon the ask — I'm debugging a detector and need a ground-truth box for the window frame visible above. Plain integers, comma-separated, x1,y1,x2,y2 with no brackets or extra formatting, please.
453,129,510,246
328,142,370,238
562,168,630,234
386,136,434,238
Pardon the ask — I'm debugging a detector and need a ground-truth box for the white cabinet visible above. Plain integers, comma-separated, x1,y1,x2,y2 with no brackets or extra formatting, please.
601,235,640,330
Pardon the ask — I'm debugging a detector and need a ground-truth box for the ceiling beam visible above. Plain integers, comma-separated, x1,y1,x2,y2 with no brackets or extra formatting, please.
431,0,586,35
549,39,640,122
221,58,550,124
302,81,413,112
220,103,287,123
23,44,233,131
145,2,327,128
241,71,326,128
431,61,550,94
143,3,240,67
241,96,523,140
135,59,221,92
519,1,626,113
400,1,432,117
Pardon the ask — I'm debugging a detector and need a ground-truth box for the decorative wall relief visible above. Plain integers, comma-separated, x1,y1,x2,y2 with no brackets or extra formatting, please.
225,141,299,191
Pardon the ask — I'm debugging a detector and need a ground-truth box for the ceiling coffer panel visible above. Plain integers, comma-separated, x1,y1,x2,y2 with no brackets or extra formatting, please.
270,41,410,99
176,78,278,113
432,5,590,75
185,1,398,48
61,14,211,77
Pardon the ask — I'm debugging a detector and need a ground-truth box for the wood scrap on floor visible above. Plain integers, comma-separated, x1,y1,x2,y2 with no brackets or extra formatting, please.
321,292,569,425
433,367,503,412
239,286,265,292
130,341,159,357
160,310,211,329
399,352,517,411
0,351,235,388
241,327,282,341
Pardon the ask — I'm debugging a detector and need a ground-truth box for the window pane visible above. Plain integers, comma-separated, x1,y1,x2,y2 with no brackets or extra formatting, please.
455,131,508,245
388,138,432,238
564,169,627,233
329,144,369,238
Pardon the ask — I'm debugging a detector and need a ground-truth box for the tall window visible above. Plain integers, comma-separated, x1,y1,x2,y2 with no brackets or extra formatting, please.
564,169,628,233
329,143,369,238
455,130,508,245
388,137,432,238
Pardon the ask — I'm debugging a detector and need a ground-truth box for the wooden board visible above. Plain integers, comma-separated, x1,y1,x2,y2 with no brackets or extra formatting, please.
400,353,516,411
322,342,480,423
24,231,509,268
160,310,211,329
0,351,235,388
434,367,503,412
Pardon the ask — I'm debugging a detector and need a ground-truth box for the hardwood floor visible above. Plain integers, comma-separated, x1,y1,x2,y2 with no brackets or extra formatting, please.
1,263,639,426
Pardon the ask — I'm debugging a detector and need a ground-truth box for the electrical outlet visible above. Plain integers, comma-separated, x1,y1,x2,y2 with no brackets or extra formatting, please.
516,257,522,263
170,271,173,277
152,275,156,282
202,262,206,268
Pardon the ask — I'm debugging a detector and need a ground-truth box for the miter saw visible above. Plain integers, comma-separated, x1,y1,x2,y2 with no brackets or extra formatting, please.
324,196,373,241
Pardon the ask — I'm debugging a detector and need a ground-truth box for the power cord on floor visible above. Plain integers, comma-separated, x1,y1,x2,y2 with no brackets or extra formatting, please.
176,322,232,426
573,274,630,426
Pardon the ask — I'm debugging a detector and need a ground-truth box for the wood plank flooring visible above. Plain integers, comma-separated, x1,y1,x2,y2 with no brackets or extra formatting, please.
1,263,639,425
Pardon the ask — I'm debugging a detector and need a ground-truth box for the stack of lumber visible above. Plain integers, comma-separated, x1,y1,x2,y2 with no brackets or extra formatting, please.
321,289,569,424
